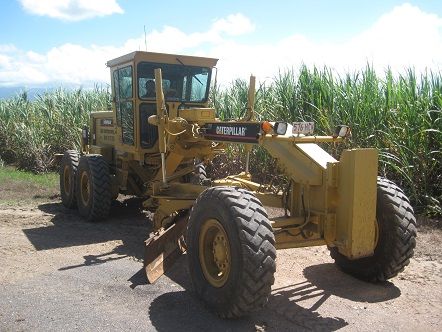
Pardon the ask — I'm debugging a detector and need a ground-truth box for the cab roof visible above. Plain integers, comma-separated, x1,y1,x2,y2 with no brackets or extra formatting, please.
106,51,218,68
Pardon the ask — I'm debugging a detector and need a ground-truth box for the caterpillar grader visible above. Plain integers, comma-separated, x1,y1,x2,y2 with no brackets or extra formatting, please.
59,51,417,318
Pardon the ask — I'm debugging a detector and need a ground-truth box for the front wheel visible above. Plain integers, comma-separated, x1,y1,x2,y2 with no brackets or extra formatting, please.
330,177,417,282
187,186,276,318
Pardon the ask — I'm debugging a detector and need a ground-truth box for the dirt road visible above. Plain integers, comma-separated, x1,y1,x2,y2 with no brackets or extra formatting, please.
0,198,441,331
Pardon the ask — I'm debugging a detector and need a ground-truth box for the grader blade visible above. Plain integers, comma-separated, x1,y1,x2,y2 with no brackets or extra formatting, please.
144,215,188,283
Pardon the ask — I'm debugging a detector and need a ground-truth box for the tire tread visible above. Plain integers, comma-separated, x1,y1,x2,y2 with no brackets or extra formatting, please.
76,154,111,221
59,150,79,209
330,177,417,282
188,186,276,318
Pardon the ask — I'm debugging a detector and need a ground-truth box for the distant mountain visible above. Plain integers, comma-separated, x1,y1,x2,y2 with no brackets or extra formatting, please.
0,83,109,101
0,86,59,100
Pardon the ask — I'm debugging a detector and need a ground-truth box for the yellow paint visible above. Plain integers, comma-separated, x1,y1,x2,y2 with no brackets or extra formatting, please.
335,149,378,258
81,51,383,264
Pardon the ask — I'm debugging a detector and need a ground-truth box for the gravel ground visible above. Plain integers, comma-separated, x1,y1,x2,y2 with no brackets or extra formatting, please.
0,199,441,331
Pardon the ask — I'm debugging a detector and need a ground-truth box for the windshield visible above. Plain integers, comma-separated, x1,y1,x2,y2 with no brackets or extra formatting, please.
137,62,211,103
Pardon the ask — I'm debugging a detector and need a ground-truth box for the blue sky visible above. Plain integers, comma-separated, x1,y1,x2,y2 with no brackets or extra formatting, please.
0,0,441,88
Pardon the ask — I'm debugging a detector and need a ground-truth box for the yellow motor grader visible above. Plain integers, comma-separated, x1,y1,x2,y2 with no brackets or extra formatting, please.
59,51,417,318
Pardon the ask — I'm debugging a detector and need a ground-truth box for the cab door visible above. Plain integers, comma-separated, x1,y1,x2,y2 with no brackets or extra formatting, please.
112,64,136,152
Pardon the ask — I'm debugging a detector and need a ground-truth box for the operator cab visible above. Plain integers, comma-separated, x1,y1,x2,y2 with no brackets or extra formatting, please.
106,51,218,155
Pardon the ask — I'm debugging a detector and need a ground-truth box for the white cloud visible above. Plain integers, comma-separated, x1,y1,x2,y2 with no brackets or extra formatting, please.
211,13,255,36
0,12,254,87
207,3,442,85
1,4,442,88
348,3,442,72
19,0,123,21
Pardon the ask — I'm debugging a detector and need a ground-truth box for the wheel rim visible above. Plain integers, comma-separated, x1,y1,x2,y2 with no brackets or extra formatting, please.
63,165,71,195
80,171,90,206
199,219,231,288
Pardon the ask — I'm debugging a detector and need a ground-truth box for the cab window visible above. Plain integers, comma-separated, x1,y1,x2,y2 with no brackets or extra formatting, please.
137,62,211,103
113,65,134,145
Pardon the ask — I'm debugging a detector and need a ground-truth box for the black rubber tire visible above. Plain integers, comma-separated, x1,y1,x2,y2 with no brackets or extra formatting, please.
59,150,79,209
182,163,209,185
187,186,276,318
190,164,208,185
76,154,111,222
330,176,417,282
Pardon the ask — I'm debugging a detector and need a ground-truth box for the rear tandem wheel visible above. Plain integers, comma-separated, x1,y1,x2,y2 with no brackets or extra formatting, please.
59,150,79,209
76,154,112,222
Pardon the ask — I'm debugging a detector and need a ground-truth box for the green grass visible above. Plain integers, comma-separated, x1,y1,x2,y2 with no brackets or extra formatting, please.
0,166,58,187
0,166,59,206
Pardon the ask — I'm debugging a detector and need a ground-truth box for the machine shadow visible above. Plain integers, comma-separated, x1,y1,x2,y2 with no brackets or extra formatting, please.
148,290,280,332
255,263,401,330
150,260,400,331
23,197,151,268
302,263,401,303
147,255,348,331
24,199,393,330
